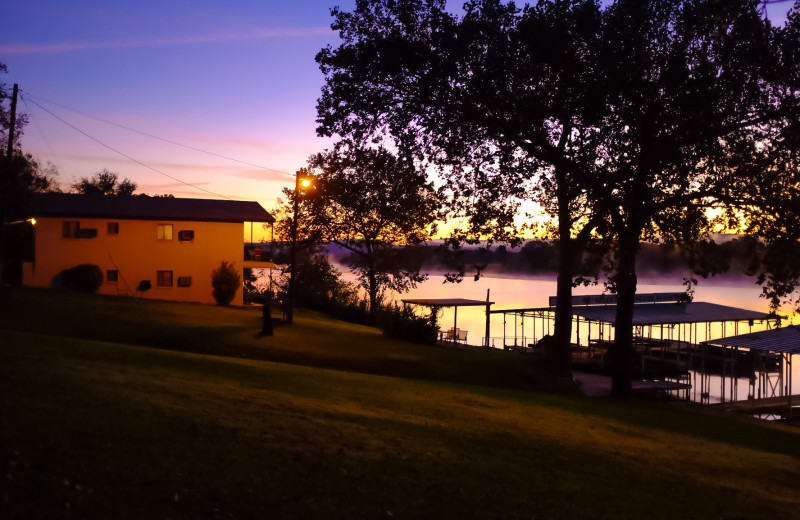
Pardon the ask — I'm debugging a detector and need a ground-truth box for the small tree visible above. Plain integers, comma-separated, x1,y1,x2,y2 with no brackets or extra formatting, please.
211,261,241,306
71,169,137,195
302,145,441,320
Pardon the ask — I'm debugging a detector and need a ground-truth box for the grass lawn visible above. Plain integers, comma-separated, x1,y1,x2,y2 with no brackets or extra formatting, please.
1,288,799,519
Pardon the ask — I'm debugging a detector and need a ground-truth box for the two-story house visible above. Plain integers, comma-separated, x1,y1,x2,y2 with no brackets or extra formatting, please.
21,193,275,305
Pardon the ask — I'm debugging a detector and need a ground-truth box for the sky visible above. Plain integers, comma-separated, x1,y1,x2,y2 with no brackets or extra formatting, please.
2,0,796,241
2,0,357,229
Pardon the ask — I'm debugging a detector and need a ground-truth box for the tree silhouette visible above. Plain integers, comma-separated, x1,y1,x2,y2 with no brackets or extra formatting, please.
71,169,136,196
302,145,441,319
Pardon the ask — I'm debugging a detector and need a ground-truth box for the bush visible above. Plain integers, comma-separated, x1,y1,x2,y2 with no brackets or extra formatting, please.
211,261,241,306
378,304,438,345
54,264,104,293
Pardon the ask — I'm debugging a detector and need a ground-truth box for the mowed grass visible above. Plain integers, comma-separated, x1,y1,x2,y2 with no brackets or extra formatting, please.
1,288,800,519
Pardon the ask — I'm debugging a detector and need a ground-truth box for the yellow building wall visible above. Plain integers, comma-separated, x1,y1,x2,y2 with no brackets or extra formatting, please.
23,217,246,305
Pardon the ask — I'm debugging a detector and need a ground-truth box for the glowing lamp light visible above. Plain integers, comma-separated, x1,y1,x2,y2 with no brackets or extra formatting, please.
288,169,314,325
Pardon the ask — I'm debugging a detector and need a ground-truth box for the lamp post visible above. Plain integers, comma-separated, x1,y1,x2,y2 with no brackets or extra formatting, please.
287,168,312,324
1,218,36,289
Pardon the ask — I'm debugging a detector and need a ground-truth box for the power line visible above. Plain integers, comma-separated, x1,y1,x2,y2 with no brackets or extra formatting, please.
760,0,793,19
20,94,63,172
23,92,292,178
23,94,234,200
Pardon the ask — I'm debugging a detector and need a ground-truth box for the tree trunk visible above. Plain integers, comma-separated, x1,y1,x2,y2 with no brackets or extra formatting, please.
552,178,575,375
611,227,638,398
368,269,379,321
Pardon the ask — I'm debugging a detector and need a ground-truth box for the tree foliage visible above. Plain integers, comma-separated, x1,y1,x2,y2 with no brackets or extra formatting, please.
317,0,800,395
301,146,441,318
2,63,61,221
71,169,137,196
0,62,26,153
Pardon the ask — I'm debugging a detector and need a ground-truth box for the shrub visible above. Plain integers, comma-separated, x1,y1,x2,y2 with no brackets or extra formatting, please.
54,264,104,293
211,261,241,306
378,304,438,345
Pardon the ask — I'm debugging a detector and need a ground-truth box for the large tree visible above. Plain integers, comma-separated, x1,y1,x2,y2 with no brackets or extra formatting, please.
302,145,441,319
317,0,610,373
317,0,800,394
577,0,800,395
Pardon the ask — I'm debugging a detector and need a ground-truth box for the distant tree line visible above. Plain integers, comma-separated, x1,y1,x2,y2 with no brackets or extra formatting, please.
325,236,770,282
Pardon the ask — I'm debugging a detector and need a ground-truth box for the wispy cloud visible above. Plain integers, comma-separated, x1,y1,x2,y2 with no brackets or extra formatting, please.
34,152,287,179
0,27,330,54
233,169,292,182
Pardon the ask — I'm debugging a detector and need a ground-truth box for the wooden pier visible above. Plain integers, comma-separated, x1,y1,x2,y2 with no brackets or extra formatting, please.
713,394,800,418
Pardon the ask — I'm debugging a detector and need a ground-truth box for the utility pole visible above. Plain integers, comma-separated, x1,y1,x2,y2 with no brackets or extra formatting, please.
0,83,19,288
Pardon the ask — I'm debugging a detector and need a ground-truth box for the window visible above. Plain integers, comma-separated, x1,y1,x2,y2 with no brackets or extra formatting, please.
106,270,119,282
157,224,173,241
77,228,98,238
156,270,173,287
107,222,119,234
62,221,80,239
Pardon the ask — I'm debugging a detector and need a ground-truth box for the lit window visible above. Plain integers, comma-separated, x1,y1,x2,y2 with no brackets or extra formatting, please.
156,270,173,287
157,224,173,240
62,221,80,238
106,270,118,282
107,222,119,234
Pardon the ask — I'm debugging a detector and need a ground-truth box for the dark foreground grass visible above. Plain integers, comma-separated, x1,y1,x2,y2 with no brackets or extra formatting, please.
1,288,800,519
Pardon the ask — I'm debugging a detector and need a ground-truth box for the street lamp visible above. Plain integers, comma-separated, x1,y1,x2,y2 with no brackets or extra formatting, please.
287,168,312,324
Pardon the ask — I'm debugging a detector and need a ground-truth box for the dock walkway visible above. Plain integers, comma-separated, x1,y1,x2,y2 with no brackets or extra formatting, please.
574,371,691,397
712,395,800,416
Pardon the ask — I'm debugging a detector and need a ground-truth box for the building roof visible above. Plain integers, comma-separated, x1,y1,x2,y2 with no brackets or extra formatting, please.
704,325,800,355
566,301,772,326
31,193,274,223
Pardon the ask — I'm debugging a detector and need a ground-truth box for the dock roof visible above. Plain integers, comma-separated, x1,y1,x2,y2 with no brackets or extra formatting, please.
569,301,771,326
402,298,493,307
704,325,800,354
495,301,774,326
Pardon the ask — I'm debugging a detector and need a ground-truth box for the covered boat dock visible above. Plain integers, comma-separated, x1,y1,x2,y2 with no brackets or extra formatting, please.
489,293,783,399
705,325,800,419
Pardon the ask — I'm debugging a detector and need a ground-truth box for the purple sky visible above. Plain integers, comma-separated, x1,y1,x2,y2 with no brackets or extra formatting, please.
3,0,355,211
3,0,795,218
